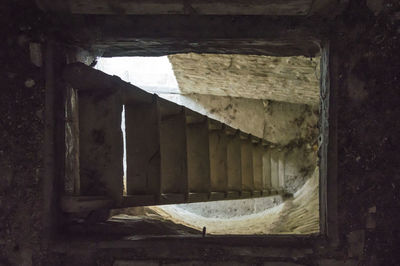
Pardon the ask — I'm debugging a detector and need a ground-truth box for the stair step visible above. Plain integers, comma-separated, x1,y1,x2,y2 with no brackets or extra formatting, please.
270,149,280,192
278,151,286,191
262,149,272,193
226,129,242,192
79,91,123,201
125,98,161,198
185,109,210,194
240,133,254,192
252,139,264,192
159,100,188,195
208,119,228,192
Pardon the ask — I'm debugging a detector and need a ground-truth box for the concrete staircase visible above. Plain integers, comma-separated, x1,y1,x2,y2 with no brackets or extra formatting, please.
61,63,287,213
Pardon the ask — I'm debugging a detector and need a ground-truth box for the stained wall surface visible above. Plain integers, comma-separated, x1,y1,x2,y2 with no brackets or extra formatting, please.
162,93,319,146
169,53,320,105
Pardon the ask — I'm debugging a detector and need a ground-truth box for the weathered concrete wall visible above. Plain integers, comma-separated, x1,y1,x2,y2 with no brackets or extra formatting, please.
169,53,320,105
263,101,319,146
161,93,266,138
162,93,319,147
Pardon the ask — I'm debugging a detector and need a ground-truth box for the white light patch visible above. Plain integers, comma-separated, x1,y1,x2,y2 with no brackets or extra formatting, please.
95,56,180,94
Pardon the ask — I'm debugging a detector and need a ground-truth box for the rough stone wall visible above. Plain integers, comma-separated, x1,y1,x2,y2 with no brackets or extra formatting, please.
333,1,400,264
0,1,46,265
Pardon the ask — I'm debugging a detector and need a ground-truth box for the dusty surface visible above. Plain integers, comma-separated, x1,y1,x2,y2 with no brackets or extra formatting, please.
148,167,318,235
171,196,282,219
169,53,320,104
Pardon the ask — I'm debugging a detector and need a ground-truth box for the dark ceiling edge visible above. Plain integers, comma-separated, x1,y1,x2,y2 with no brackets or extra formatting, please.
54,15,326,57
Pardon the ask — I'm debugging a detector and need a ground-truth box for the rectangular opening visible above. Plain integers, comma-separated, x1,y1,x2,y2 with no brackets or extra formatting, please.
64,52,323,237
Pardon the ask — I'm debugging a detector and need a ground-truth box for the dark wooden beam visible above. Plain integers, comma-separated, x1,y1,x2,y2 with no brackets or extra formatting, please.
37,0,314,16
61,15,324,57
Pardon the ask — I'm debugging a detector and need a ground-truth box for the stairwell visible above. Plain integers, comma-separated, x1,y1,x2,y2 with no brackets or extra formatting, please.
61,56,320,235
